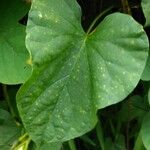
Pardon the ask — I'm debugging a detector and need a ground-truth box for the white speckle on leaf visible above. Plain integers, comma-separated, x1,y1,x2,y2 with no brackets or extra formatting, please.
102,73,105,77
131,40,135,45
103,84,106,88
108,62,111,65
55,19,59,23
123,71,126,75
98,95,101,98
38,12,42,18
35,102,38,106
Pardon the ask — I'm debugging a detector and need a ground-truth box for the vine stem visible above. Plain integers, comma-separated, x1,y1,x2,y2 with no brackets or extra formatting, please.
121,0,132,15
2,84,16,118
68,139,77,150
96,120,105,150
86,6,113,35
11,133,31,150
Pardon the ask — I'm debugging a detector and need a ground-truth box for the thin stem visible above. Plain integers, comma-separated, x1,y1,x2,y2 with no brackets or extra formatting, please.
96,120,105,150
126,122,130,150
109,119,115,137
11,133,31,150
86,6,113,35
68,139,77,150
19,133,29,141
115,122,121,141
121,0,132,15
126,99,131,150
2,84,16,118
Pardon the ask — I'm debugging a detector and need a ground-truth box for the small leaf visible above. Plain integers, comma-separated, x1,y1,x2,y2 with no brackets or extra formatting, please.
0,109,21,150
148,88,150,106
141,112,150,150
17,0,149,143
141,0,150,27
0,0,32,84
105,135,126,150
118,95,148,123
141,52,150,81
134,132,146,150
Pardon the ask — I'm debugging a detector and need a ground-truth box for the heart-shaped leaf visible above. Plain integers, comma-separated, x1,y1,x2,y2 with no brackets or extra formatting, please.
0,0,31,84
17,0,149,143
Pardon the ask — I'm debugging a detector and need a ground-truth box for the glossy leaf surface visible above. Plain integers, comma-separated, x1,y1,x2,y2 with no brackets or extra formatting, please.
17,0,149,143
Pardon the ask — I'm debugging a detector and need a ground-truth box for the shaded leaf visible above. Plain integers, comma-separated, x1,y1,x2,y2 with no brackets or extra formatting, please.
105,134,126,150
141,0,150,27
148,88,150,106
142,52,150,81
0,109,21,150
134,132,146,150
141,112,150,150
118,95,148,123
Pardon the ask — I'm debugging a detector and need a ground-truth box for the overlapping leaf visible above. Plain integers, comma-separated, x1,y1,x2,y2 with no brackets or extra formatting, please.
17,0,149,143
0,0,31,84
142,52,150,81
0,109,21,150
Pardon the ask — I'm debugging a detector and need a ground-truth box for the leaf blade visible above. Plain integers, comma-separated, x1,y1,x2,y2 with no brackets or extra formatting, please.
17,0,149,143
0,0,32,84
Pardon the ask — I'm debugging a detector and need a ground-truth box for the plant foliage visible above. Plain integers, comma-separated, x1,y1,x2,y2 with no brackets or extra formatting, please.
0,0,150,149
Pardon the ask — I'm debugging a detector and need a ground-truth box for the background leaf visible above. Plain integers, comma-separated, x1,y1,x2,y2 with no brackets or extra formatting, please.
142,52,150,81
0,109,21,150
141,0,150,27
0,0,32,84
141,112,150,150
17,0,149,143
148,88,150,106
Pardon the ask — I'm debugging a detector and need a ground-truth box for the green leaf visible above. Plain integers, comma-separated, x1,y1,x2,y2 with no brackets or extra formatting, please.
36,142,62,150
148,88,150,106
0,101,8,110
105,134,126,150
23,141,61,150
0,109,21,150
141,0,150,27
141,112,150,150
118,95,148,123
17,0,149,143
142,52,150,81
134,132,146,150
0,0,32,84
